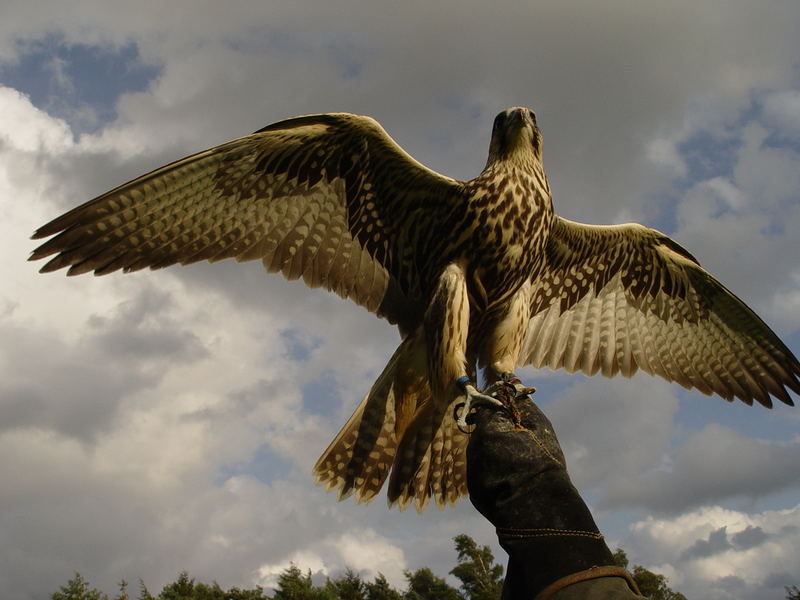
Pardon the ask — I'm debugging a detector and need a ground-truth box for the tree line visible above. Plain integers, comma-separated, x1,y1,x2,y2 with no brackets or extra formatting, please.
52,535,692,600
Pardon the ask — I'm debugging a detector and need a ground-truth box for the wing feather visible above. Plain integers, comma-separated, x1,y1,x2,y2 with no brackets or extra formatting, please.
31,113,464,331
563,293,590,373
522,217,799,407
599,288,618,377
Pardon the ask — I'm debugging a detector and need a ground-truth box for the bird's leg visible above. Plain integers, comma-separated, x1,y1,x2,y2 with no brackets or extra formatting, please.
423,261,492,432
455,375,505,431
423,263,529,430
475,281,535,427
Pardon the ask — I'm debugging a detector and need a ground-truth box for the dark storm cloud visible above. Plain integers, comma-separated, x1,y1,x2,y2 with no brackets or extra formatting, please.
731,525,769,550
681,525,776,563
682,526,732,559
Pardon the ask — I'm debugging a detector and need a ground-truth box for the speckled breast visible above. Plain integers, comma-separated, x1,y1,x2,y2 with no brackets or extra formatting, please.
465,169,553,310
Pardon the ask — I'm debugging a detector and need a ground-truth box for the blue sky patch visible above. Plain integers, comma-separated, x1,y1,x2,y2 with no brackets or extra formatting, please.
1,34,160,133
677,129,740,184
302,373,342,420
216,442,293,486
279,328,322,362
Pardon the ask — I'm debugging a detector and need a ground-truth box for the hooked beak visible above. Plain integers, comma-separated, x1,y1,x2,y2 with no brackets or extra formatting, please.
508,108,533,130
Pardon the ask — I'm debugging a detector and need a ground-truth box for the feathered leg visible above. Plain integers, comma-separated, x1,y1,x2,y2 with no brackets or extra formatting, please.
480,280,533,383
421,261,503,429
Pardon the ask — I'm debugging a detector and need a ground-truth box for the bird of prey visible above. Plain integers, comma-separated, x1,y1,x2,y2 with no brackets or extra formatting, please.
30,107,799,511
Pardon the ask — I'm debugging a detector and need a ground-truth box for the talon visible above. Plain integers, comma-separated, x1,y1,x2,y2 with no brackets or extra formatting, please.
453,402,473,433
457,382,504,430
453,375,536,431
514,384,536,398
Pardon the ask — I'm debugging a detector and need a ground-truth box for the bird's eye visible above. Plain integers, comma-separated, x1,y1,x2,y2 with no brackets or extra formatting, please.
527,109,537,124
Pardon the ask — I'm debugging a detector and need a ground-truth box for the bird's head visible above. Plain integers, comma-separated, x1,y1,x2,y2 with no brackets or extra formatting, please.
485,107,542,169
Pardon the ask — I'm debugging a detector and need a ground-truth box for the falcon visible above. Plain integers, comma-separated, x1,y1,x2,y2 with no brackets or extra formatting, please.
30,107,800,510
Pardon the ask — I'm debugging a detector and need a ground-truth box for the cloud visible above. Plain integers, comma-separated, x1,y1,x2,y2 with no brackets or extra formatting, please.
0,296,205,441
681,526,733,559
0,86,72,151
543,376,680,495
602,424,800,512
761,90,800,139
659,102,800,333
679,525,770,560
626,504,800,600
540,377,798,516
256,529,407,589
4,0,796,218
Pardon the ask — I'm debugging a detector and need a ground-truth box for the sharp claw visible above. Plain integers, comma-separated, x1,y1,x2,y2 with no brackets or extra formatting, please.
457,384,504,430
459,376,537,430
454,375,537,431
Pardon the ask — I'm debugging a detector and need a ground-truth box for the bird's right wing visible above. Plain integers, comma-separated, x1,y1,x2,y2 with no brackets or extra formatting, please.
520,217,799,407
30,113,465,333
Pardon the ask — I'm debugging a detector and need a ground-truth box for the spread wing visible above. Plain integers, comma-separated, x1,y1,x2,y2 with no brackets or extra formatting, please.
521,217,799,407
30,113,464,332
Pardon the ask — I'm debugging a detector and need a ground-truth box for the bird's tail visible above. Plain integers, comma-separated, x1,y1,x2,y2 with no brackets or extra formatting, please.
313,333,469,511
386,392,469,511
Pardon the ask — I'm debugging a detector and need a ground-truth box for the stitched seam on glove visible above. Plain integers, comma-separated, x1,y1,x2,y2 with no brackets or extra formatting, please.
496,527,603,540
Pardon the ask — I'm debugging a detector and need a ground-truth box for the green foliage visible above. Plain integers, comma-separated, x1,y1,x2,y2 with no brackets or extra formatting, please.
116,581,129,600
403,567,461,600
51,573,109,600
364,574,402,600
325,568,366,600
611,548,630,569
613,548,686,600
50,538,690,600
449,534,503,600
137,579,155,600
631,566,687,600
272,564,327,600
136,571,234,600
224,586,272,600
52,571,271,600
158,572,208,600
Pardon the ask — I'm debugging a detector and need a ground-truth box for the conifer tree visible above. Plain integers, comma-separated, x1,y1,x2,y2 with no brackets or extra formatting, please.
365,574,402,600
325,568,366,600
51,573,108,600
403,568,461,600
273,564,317,600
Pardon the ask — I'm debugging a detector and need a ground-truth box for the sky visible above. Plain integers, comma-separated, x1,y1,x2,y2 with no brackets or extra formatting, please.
1,2,799,599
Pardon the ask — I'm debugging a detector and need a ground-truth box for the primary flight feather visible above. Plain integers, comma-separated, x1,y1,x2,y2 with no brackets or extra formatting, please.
31,107,799,510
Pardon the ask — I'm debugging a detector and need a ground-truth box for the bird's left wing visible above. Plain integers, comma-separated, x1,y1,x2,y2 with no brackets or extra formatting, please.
30,113,464,332
520,216,799,407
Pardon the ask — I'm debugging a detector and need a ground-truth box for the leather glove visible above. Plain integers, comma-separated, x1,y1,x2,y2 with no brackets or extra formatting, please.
466,383,644,599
